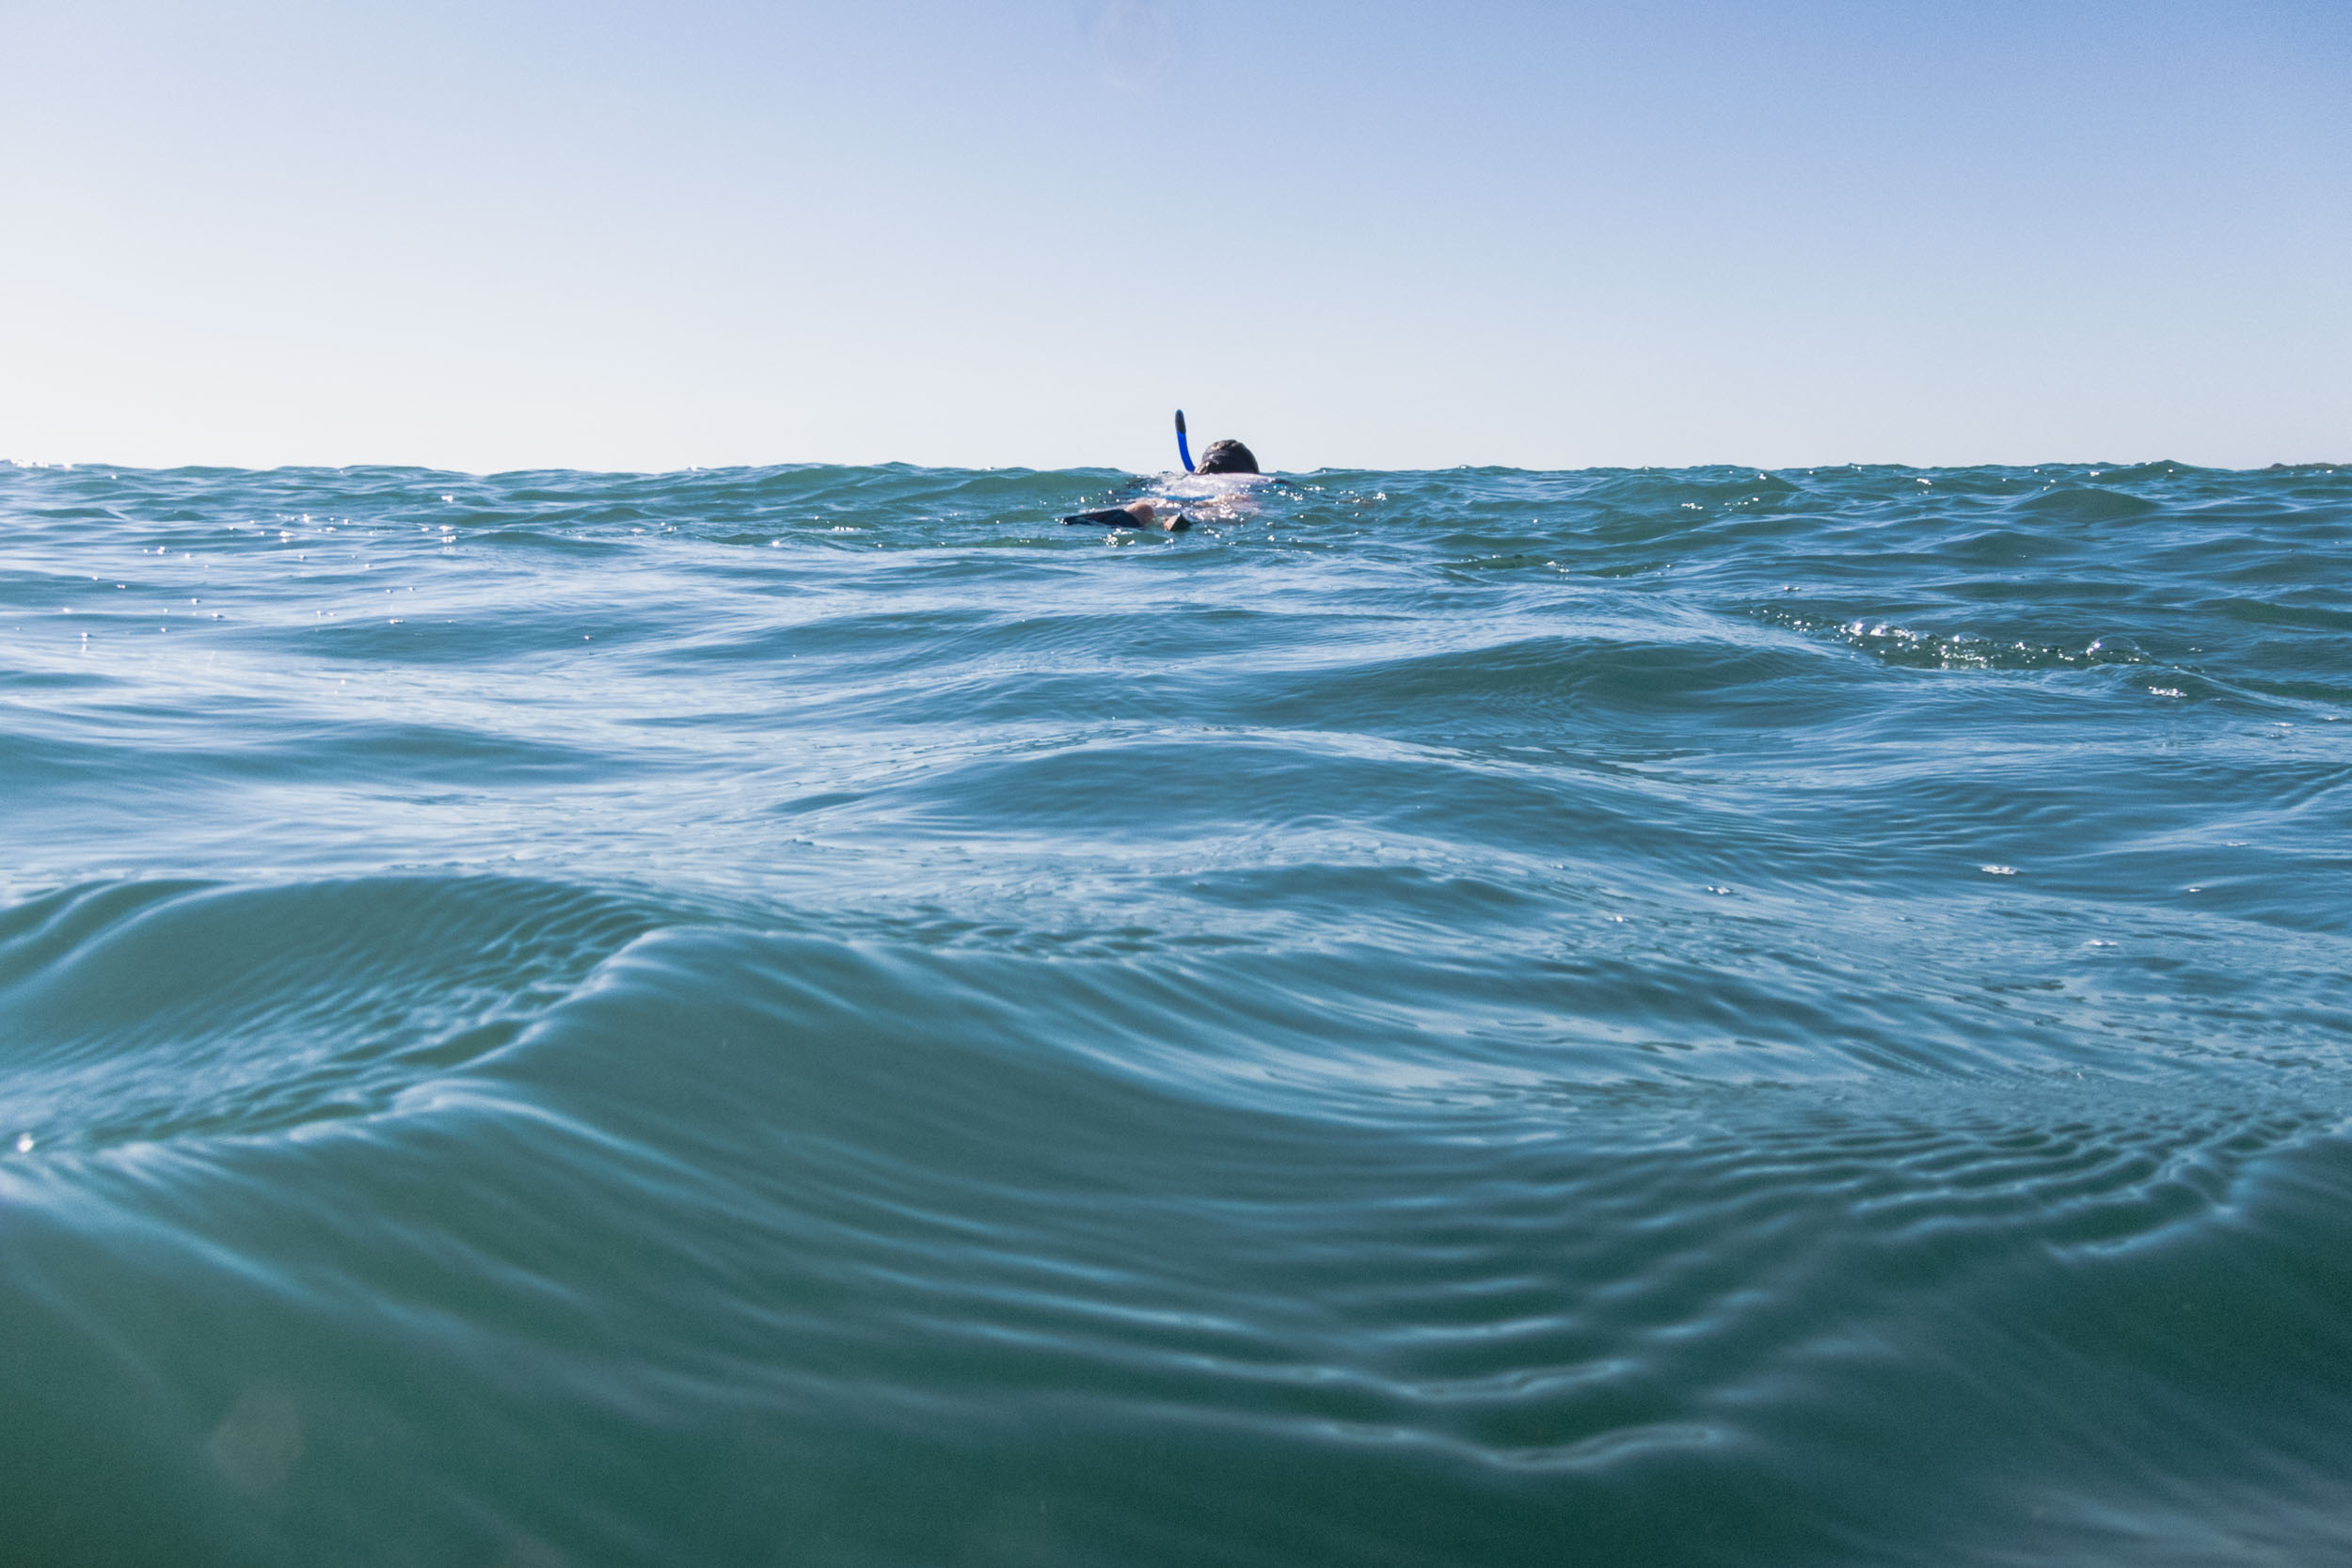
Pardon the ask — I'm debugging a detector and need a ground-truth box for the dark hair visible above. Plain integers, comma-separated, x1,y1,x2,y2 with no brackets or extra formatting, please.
1195,439,1259,475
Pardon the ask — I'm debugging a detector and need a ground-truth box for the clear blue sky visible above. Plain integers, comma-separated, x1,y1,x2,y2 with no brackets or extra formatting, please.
3,0,2344,472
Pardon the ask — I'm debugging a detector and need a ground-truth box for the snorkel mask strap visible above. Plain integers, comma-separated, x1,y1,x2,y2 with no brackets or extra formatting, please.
1175,409,1195,473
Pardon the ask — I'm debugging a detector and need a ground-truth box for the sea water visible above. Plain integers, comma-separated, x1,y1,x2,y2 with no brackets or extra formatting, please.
2,459,2348,1566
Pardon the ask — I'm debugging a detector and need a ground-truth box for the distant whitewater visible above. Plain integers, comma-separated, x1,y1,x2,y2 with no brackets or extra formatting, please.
4,459,2349,1566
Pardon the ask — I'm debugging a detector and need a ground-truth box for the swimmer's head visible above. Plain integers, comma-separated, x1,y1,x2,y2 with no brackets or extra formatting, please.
1195,439,1259,475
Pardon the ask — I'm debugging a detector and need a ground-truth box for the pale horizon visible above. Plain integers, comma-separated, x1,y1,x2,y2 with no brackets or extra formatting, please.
6,0,2345,475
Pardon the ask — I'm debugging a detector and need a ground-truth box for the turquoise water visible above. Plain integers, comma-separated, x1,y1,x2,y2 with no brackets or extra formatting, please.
4,459,2350,1565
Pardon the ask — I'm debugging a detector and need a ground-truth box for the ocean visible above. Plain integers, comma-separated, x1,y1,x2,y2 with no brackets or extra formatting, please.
3,458,2348,1566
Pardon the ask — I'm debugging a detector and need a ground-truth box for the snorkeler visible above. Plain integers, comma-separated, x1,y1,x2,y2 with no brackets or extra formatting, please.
1193,439,1261,476
1061,414,1267,531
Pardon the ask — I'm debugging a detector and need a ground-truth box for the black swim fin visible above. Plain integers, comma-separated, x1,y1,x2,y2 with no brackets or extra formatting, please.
1060,508,1192,531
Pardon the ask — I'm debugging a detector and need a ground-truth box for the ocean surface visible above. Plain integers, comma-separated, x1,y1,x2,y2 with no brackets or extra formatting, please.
3,458,2349,1567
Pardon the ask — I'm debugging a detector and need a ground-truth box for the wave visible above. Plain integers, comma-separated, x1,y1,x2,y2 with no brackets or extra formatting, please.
3,458,2350,1563
5,890,2349,1564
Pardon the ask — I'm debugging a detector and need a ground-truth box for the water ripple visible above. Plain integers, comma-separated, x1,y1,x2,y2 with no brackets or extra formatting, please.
2,459,2349,1564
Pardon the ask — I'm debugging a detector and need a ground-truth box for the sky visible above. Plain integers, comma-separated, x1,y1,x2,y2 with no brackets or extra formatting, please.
2,0,2345,473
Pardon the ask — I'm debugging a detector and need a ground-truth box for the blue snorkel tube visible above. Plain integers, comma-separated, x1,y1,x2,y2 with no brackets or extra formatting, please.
1175,409,1195,473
